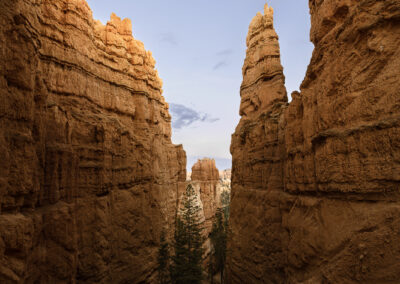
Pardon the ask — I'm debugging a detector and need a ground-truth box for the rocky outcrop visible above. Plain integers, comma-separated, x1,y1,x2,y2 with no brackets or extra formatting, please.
228,5,288,282
0,0,186,283
186,162,230,237
191,158,220,182
191,159,220,235
228,1,400,283
219,169,231,181
219,169,231,193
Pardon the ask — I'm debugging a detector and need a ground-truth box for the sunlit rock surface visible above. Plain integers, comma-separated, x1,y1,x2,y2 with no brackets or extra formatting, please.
0,0,186,282
228,1,400,283
191,159,221,236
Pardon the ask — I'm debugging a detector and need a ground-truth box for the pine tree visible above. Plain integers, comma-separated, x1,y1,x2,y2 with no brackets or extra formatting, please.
157,230,169,284
210,208,227,284
221,190,230,222
208,251,214,284
170,184,205,284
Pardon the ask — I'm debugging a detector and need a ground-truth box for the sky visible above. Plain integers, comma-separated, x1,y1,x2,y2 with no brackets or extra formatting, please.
86,0,314,170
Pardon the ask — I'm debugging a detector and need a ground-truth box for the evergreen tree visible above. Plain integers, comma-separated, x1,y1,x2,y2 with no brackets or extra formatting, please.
220,190,230,222
208,251,214,284
157,230,169,284
170,184,205,284
210,208,227,284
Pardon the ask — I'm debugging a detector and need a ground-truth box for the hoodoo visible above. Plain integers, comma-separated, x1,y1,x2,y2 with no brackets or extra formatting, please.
191,158,221,236
228,1,400,283
228,4,289,282
1,0,399,283
0,0,186,282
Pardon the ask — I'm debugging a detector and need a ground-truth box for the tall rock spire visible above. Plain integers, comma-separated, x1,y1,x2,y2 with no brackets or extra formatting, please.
228,0,400,283
228,3,289,282
239,3,287,118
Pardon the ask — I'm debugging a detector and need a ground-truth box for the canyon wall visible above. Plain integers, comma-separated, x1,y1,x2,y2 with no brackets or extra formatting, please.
228,1,400,283
0,0,186,283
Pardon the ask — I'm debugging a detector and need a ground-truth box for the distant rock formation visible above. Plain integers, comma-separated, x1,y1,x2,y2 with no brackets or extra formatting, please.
188,159,231,264
0,0,186,283
191,158,220,181
219,169,231,193
191,159,221,235
219,169,231,181
186,161,231,233
228,1,400,283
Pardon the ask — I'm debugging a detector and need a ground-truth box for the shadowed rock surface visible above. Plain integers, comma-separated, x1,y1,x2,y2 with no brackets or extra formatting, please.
228,1,400,283
0,0,186,283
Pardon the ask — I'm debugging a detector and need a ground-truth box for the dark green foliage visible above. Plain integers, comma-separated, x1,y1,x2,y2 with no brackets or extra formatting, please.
157,231,169,284
208,252,214,284
208,190,230,283
209,208,228,284
170,184,205,284
221,190,230,221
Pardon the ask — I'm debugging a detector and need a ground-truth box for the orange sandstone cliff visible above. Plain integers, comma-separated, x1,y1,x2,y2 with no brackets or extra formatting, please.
0,0,186,283
228,1,400,283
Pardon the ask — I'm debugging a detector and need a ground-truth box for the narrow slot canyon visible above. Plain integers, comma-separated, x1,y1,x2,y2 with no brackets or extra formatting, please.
0,0,399,283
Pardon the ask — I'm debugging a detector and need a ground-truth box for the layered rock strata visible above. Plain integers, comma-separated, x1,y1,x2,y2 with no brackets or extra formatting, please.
0,0,186,283
228,1,400,283
191,159,221,235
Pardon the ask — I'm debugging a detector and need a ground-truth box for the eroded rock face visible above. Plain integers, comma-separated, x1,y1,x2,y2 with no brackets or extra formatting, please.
219,169,231,193
191,159,220,236
228,1,400,283
186,162,230,242
228,5,288,282
191,158,220,182
0,0,186,283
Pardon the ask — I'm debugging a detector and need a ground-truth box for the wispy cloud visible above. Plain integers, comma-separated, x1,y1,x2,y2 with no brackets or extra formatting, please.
213,49,233,70
169,103,219,129
160,32,178,45
216,49,233,56
213,60,228,70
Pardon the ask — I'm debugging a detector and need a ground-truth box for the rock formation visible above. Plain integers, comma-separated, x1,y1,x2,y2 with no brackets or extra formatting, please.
0,0,186,283
219,169,231,193
228,5,288,282
192,158,220,182
219,169,231,181
185,160,230,243
228,1,400,283
191,159,221,235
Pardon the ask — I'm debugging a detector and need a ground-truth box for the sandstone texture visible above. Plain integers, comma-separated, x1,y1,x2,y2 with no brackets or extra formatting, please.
228,1,400,283
186,161,230,242
191,158,220,182
0,0,186,283
191,159,221,236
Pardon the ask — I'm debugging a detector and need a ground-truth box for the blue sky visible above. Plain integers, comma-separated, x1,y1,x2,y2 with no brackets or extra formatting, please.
86,0,313,170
